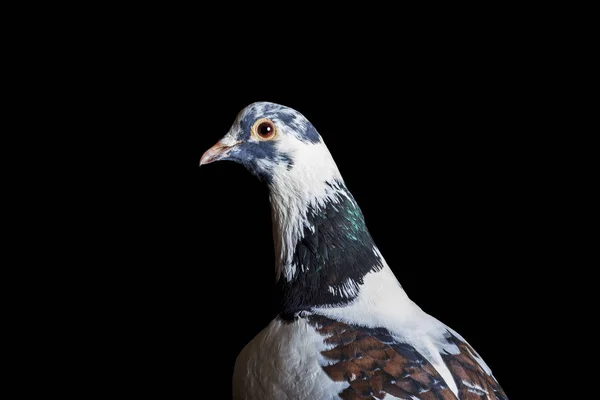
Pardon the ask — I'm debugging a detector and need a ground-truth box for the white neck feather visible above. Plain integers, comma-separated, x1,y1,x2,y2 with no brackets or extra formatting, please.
314,248,418,322
268,139,343,282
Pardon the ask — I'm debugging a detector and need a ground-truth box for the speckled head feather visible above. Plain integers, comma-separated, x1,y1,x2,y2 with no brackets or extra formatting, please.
204,102,323,183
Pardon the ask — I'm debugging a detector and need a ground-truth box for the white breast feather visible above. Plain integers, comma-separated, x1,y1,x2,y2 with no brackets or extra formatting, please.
232,318,349,400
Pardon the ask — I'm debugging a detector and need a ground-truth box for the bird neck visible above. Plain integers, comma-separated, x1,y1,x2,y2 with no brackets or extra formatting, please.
268,178,384,318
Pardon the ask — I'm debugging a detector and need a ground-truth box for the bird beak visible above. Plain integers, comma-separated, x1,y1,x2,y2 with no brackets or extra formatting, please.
199,140,239,166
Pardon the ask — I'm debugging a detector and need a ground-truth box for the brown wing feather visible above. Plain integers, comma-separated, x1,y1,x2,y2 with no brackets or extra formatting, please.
308,314,508,400
308,314,458,400
442,335,508,400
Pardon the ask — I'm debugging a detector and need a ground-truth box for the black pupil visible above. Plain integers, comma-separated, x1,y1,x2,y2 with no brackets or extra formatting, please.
258,123,272,137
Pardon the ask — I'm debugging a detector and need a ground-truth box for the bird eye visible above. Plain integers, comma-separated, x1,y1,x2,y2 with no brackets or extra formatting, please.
252,118,277,141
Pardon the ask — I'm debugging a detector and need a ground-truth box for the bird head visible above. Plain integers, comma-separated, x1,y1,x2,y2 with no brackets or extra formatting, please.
200,102,341,187
201,102,382,300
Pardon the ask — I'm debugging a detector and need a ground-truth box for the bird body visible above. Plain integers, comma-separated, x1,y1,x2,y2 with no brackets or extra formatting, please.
200,102,507,399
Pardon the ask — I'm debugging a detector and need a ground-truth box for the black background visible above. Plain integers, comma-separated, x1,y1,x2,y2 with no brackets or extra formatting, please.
36,12,553,398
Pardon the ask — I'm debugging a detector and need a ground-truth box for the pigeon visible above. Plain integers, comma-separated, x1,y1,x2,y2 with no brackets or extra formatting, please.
200,102,508,400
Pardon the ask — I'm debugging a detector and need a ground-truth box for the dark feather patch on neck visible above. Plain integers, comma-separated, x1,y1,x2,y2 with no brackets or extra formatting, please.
277,183,382,319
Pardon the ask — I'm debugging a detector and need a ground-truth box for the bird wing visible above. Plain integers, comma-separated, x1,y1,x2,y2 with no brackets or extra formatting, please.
441,332,508,400
307,314,507,400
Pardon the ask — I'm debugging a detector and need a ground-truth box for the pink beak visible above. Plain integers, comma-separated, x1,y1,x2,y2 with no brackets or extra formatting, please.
199,141,238,166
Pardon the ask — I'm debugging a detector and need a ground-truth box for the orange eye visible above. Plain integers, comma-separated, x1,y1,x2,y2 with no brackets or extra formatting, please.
252,118,277,140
